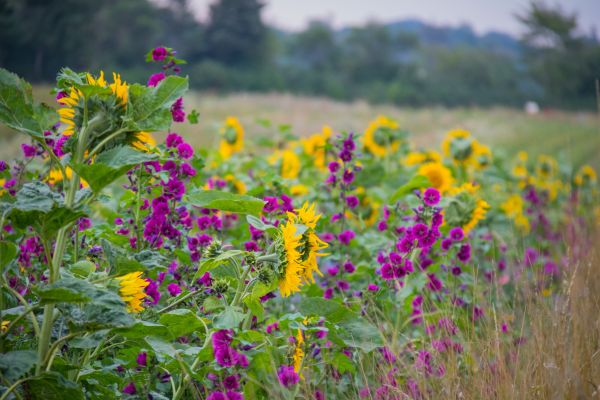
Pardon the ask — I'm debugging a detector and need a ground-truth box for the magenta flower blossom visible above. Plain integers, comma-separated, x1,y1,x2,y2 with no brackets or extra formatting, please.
167,283,181,296
223,375,240,390
122,382,136,395
166,132,184,148
277,365,299,387
136,351,147,367
328,161,340,173
171,97,185,122
367,283,379,291
177,142,194,159
152,47,168,61
21,144,36,158
449,227,464,241
423,187,441,206
147,72,166,87
338,229,355,245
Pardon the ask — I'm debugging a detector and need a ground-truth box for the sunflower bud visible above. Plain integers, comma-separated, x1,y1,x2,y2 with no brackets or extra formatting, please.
211,278,229,294
203,240,223,259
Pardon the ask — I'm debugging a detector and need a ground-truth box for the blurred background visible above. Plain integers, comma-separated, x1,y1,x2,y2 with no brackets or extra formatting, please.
1,0,599,109
0,0,599,165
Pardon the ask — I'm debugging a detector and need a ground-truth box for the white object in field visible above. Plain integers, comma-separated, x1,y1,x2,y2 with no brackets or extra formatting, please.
524,101,540,115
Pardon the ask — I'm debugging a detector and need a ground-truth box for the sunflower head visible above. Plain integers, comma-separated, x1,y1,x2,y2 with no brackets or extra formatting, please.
277,218,304,297
116,271,149,313
363,115,401,156
442,129,475,164
219,116,244,159
418,162,454,193
574,165,597,187
445,184,489,234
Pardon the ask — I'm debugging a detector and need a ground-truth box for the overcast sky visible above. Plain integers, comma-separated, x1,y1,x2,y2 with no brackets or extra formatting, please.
188,0,600,35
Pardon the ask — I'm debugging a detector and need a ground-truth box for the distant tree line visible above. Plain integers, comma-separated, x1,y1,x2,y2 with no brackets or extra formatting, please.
0,0,598,109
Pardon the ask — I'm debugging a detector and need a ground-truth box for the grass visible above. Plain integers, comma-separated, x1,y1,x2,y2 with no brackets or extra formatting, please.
0,88,598,169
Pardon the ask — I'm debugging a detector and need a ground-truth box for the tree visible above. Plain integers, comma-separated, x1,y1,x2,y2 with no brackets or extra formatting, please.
203,0,268,66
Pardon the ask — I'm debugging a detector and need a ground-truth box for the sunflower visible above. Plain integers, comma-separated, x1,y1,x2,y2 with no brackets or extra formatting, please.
293,328,304,373
219,116,244,159
403,150,441,167
472,141,492,170
442,129,475,164
293,202,328,283
224,174,247,194
115,271,149,313
280,150,301,179
132,131,157,152
109,72,128,106
302,125,332,169
536,155,558,180
57,88,82,136
574,165,597,187
501,194,529,233
418,162,454,193
278,219,304,297
363,115,400,157
446,183,489,234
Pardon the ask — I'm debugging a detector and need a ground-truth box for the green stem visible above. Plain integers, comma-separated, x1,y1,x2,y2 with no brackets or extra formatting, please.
230,262,252,308
0,377,29,400
44,332,82,371
36,111,100,375
86,128,127,161
172,318,210,400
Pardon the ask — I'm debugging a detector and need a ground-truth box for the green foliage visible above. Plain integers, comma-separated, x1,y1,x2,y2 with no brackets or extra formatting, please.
186,190,265,216
0,68,57,138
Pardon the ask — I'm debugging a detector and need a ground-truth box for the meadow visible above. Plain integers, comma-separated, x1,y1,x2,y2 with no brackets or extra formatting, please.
0,47,599,400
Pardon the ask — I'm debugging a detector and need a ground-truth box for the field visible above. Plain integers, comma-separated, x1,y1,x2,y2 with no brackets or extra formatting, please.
0,54,599,400
1,89,599,170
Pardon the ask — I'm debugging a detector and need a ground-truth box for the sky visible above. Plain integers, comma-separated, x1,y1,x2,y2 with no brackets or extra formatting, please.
188,0,600,35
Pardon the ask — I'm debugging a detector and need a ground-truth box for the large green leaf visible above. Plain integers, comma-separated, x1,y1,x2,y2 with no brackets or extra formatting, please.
127,76,189,132
298,298,383,351
159,309,205,338
73,146,157,193
186,190,265,216
22,372,84,400
8,182,85,240
113,321,171,340
193,250,243,280
213,306,245,329
0,68,58,138
0,350,36,381
35,278,97,304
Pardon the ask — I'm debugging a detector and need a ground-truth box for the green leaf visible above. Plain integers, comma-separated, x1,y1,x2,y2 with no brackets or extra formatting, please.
73,146,157,193
69,330,110,349
35,278,96,304
193,250,243,280
213,306,245,329
0,68,58,138
0,350,36,381
144,336,177,362
68,260,96,277
8,183,86,241
0,240,17,269
127,76,189,132
243,296,264,319
113,321,170,340
246,215,278,234
22,372,84,400
186,190,265,216
159,309,205,338
390,174,431,202
298,298,383,351
331,352,356,374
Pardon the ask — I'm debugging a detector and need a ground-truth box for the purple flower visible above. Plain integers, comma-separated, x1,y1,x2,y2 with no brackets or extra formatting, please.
136,351,147,367
427,273,442,291
377,221,388,231
338,230,355,245
263,196,279,213
328,162,340,173
343,261,355,273
0,160,7,172
148,72,166,87
412,223,428,239
342,169,354,185
171,97,185,122
21,144,36,158
449,227,464,241
122,382,136,395
167,283,181,296
177,142,194,159
207,392,227,400
152,47,168,61
524,247,538,267
277,365,299,387
223,375,240,390
441,238,452,251
165,133,183,148
367,283,379,291
423,188,441,206
345,195,359,209
457,243,471,263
